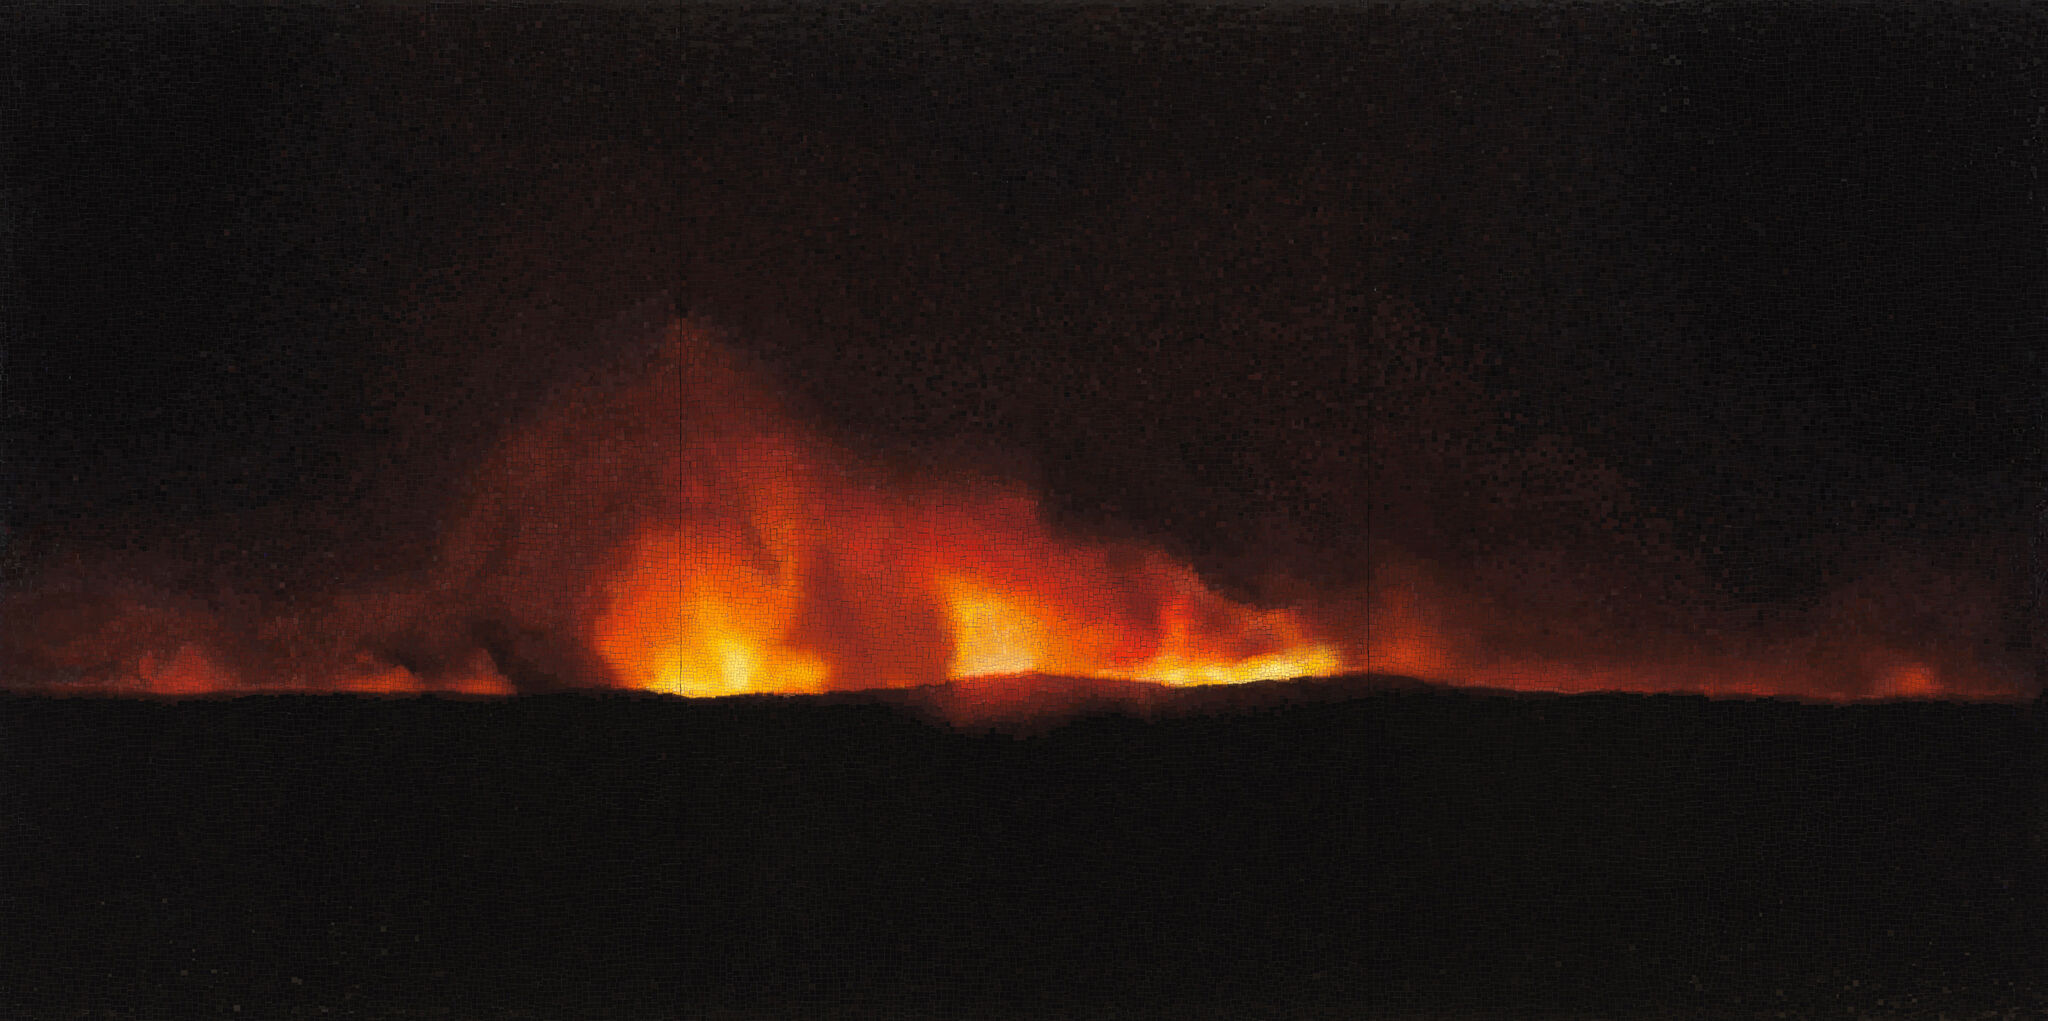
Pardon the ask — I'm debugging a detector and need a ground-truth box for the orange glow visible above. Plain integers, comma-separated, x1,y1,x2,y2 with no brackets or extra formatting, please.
591,526,834,697
2,315,2029,712
1880,664,1941,699
581,431,1346,697
418,316,1362,703
132,643,232,697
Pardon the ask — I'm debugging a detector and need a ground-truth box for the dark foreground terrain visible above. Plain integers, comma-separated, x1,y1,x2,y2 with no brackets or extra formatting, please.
4,679,2046,1019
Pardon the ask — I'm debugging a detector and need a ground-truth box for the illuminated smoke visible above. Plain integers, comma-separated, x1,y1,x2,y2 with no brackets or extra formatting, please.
0,302,2029,716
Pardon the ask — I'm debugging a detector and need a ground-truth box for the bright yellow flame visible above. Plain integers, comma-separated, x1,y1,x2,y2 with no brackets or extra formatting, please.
593,527,835,697
937,572,1344,688
941,579,1048,677
1114,645,1346,686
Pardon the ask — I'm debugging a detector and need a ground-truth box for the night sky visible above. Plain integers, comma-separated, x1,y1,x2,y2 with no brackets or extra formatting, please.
2,5,2041,691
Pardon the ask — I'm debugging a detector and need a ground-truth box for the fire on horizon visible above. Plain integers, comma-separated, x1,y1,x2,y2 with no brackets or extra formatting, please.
0,8,2038,718
1,306,2031,714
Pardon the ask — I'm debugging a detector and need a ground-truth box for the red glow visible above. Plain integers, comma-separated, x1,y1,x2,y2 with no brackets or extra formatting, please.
2,317,2028,715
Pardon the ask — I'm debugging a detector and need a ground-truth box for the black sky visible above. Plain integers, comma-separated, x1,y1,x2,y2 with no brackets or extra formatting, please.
1,5,2041,668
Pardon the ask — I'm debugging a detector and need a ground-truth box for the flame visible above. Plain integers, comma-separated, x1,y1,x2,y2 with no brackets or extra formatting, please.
580,407,1347,695
591,527,834,697
0,313,2030,711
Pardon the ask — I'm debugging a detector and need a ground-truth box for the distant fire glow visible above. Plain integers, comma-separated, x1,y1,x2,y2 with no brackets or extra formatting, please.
575,355,1346,697
0,315,2027,714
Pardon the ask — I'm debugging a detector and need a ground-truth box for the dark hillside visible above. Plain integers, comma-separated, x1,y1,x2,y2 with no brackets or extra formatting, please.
4,684,2044,1018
